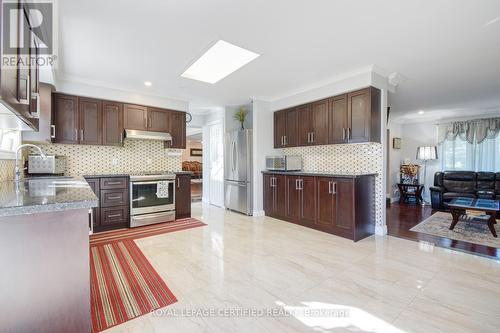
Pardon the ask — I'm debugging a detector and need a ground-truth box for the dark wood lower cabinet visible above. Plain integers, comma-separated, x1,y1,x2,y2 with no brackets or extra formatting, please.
175,174,191,219
85,176,129,232
263,173,375,241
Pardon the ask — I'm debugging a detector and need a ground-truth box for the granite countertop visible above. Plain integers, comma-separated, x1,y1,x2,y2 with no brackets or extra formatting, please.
261,170,378,178
0,177,98,217
83,171,192,178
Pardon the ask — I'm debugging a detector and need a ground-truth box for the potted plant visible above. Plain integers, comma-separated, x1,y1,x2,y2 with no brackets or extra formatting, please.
234,107,248,130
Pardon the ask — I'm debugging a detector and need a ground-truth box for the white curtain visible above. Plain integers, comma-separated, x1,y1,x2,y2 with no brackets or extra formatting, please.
439,136,500,171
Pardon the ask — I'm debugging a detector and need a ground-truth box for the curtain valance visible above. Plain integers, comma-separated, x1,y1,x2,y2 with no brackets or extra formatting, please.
437,117,500,144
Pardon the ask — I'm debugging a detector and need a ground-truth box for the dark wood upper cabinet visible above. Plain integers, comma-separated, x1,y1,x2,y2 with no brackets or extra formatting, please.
297,104,312,146
274,108,297,148
346,87,381,143
311,99,329,145
168,111,186,149
53,94,79,144
175,174,191,219
329,94,348,144
148,107,170,133
102,101,124,146
79,97,102,145
274,86,381,147
124,104,148,131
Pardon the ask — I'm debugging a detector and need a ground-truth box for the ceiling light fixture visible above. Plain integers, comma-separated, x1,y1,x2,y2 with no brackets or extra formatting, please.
418,110,425,115
181,40,260,84
144,81,152,87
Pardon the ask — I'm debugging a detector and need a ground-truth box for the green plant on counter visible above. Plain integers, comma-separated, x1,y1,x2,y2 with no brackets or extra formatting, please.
234,107,248,130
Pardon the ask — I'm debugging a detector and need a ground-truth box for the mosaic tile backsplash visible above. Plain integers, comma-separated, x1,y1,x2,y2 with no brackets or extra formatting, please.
27,140,182,176
0,160,15,181
283,143,383,227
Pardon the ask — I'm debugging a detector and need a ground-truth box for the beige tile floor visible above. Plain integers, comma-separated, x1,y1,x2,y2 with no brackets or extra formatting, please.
105,202,500,333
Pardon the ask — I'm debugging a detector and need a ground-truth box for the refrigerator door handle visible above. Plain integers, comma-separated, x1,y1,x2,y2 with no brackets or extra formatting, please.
232,141,237,172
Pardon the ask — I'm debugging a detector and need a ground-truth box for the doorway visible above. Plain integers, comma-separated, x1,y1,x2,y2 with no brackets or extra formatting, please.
203,120,224,207
182,128,203,202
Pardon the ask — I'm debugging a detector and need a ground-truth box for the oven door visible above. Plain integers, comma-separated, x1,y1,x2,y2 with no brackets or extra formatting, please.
130,180,175,215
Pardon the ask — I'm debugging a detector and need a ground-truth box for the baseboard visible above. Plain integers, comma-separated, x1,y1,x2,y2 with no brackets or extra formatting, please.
375,224,387,236
252,210,265,217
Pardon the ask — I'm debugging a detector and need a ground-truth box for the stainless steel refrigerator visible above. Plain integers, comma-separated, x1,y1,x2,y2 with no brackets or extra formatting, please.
225,129,253,215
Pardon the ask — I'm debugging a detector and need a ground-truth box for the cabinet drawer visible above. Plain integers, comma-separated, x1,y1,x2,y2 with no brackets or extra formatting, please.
100,189,128,207
100,206,129,227
100,177,128,189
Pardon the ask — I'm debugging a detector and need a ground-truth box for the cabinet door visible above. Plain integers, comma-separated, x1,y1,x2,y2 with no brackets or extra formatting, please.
53,94,79,144
124,104,148,130
263,174,275,216
311,99,329,145
315,177,336,232
102,101,124,146
332,178,354,237
285,108,298,147
286,176,301,223
175,174,191,219
274,175,287,219
274,110,287,148
79,97,102,145
329,94,347,144
300,176,316,226
297,104,312,146
148,108,170,133
347,89,370,143
168,111,186,149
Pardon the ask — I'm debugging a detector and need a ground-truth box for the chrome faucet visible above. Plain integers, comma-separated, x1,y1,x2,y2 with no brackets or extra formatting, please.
15,144,46,182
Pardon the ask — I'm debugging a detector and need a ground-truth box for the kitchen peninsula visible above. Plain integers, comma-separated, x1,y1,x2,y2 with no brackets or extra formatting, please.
0,177,98,333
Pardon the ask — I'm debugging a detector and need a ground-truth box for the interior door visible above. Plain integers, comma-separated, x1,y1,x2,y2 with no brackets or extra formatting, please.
311,99,329,145
209,121,224,207
347,89,370,143
329,95,347,144
79,97,102,145
53,94,78,144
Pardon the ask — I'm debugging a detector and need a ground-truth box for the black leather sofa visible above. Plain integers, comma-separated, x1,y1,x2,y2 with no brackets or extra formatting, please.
430,171,500,210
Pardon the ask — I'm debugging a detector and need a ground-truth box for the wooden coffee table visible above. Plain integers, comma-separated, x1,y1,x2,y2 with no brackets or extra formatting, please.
448,198,499,237
397,183,424,205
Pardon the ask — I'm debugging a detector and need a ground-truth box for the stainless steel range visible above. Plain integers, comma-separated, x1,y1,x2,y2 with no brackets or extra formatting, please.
129,173,176,227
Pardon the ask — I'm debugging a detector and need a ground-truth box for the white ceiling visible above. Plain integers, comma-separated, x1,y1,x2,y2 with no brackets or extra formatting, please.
57,0,500,121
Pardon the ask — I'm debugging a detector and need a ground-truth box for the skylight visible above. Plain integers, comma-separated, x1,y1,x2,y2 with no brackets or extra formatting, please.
181,40,260,84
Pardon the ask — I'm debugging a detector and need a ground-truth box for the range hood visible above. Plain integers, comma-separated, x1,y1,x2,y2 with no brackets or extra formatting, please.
125,129,172,141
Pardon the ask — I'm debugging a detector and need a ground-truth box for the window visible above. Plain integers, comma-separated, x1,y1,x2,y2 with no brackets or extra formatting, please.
0,129,21,159
439,136,500,171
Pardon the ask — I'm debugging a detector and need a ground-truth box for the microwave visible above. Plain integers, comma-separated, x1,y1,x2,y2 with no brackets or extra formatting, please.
265,156,302,171
28,155,66,175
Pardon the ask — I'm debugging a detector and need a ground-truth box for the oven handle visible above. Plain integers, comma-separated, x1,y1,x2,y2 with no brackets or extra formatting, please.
132,181,175,185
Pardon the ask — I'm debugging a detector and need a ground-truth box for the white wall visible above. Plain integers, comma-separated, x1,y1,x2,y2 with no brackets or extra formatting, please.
399,121,439,201
182,141,202,163
56,80,188,111
251,100,276,216
387,121,402,201
225,104,253,132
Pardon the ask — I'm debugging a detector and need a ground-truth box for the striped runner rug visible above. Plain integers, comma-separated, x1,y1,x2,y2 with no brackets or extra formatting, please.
90,218,206,332
90,218,207,245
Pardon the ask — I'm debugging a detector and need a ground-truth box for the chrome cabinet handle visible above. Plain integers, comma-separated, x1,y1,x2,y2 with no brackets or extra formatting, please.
81,129,84,141
347,128,351,141
108,214,122,218
50,125,56,139
311,132,314,143
107,196,121,200
75,129,78,140
300,179,303,190
120,131,123,144
177,178,180,188
106,181,122,185
328,181,332,194
332,182,337,195
342,128,345,141
295,179,299,190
